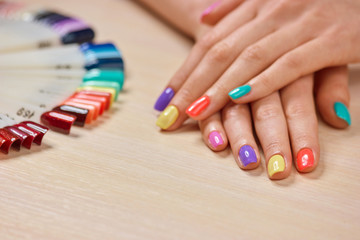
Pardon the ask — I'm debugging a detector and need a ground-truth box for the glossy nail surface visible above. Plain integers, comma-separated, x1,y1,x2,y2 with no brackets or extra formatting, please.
63,101,96,122
76,86,117,101
69,97,104,115
334,102,351,126
0,128,22,153
14,123,44,145
229,85,251,100
186,96,210,117
239,145,257,167
297,148,314,171
201,1,221,20
156,105,179,130
4,126,33,149
154,87,175,111
268,154,285,177
41,111,76,134
208,131,223,148
53,105,89,127
77,90,113,107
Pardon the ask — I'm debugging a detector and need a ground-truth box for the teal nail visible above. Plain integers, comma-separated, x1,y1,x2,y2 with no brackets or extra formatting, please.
334,102,351,125
83,69,124,89
228,85,251,100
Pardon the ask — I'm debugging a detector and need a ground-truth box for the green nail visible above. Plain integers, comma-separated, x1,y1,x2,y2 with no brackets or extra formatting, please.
83,69,124,90
228,85,251,100
334,102,351,125
80,81,121,100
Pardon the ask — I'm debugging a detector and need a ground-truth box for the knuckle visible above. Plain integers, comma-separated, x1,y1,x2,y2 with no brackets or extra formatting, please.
284,54,302,69
197,31,218,51
208,41,232,63
178,87,196,105
285,103,311,120
241,44,264,62
258,73,274,92
254,104,283,122
263,140,283,155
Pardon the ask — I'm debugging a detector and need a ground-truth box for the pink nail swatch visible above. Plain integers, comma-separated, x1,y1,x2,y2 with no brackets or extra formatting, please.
209,131,223,148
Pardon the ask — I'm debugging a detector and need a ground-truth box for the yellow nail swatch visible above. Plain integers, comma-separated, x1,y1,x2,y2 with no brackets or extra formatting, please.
268,154,285,177
156,105,179,129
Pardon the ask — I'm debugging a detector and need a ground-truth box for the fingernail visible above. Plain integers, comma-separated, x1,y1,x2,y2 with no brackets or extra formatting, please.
186,96,210,117
228,85,251,100
297,148,314,171
154,87,175,111
334,102,351,126
268,154,286,177
239,145,257,167
156,105,179,130
201,1,221,20
208,131,223,148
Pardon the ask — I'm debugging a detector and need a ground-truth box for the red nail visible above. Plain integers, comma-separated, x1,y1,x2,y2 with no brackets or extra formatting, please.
186,96,210,117
63,101,96,122
0,128,22,153
297,148,314,171
4,126,34,149
53,105,89,127
14,123,45,145
41,111,77,134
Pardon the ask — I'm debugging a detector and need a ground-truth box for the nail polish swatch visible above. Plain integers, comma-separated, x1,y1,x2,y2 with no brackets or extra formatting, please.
0,128,22,153
156,105,179,130
228,85,251,100
77,90,113,108
154,87,175,111
4,126,34,149
14,123,45,145
53,105,89,127
74,93,110,110
297,148,314,171
41,111,76,134
63,101,96,122
268,154,285,177
239,145,257,167
186,96,210,117
69,97,104,115
208,131,223,148
334,102,351,125
201,1,221,20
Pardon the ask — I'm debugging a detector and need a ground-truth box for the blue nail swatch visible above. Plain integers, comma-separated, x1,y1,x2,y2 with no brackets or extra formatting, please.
334,102,351,126
228,85,251,100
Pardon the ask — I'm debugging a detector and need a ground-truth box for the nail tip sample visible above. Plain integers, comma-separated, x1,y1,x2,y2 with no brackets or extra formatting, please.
334,102,351,126
41,111,76,134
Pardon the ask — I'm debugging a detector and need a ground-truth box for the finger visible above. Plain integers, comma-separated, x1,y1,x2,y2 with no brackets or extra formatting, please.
230,37,345,104
315,66,351,128
280,75,319,173
187,21,314,121
161,13,279,130
154,0,258,112
199,112,228,151
222,102,260,170
200,0,245,26
251,92,292,180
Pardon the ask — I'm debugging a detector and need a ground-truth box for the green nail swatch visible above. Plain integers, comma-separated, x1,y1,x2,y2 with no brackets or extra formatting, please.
228,85,251,100
334,102,351,125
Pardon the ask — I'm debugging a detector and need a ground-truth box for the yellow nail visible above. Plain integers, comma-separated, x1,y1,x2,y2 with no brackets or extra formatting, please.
156,105,179,129
268,154,285,177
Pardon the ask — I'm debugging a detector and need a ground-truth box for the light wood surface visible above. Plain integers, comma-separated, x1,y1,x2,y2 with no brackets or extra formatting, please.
1,0,359,239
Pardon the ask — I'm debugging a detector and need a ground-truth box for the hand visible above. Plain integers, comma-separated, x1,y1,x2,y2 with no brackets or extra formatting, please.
154,0,358,130
198,66,350,179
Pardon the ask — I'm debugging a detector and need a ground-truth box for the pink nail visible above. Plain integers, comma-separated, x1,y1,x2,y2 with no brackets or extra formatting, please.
201,1,221,20
209,131,224,148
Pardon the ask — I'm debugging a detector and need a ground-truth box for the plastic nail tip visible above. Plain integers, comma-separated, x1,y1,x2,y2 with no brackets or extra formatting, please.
228,85,251,100
61,28,95,44
14,123,45,145
53,105,89,127
297,148,314,171
80,81,121,99
239,145,257,167
4,126,34,149
186,96,210,117
76,86,117,101
76,90,113,108
156,105,179,130
63,101,96,122
68,97,103,115
154,87,175,111
268,154,286,177
83,69,124,86
208,131,224,148
81,43,124,70
0,128,22,153
41,111,76,134
334,102,351,126
21,121,49,135
73,93,109,110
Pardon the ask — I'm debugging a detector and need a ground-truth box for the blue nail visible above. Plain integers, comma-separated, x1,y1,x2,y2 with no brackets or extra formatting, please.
228,85,251,100
334,102,351,125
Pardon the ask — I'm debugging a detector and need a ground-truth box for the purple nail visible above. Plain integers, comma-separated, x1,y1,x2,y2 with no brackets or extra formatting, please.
239,145,257,166
154,87,175,111
209,131,223,148
52,19,90,35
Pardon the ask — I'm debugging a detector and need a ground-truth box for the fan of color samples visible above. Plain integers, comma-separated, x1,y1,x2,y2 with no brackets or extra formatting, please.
0,1,125,154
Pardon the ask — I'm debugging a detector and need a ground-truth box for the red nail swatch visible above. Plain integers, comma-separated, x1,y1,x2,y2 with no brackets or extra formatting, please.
73,93,109,110
0,128,22,153
297,148,314,171
14,123,45,145
68,97,104,115
4,126,34,149
186,96,210,117
41,111,76,134
53,105,89,127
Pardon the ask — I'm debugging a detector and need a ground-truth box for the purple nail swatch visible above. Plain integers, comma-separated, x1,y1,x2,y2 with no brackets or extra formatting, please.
209,131,223,148
154,87,175,111
239,145,257,166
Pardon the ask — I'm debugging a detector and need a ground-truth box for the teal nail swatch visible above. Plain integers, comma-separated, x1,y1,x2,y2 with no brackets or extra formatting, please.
228,85,251,100
334,102,351,125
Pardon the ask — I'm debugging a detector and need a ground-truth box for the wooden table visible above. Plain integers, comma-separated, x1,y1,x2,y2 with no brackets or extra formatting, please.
1,0,359,239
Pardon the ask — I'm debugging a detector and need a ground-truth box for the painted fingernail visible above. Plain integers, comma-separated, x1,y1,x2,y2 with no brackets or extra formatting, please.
156,105,179,130
201,1,221,20
154,87,175,111
239,145,257,167
228,85,251,100
208,131,223,148
268,154,285,177
186,96,210,117
297,148,314,171
334,102,351,126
